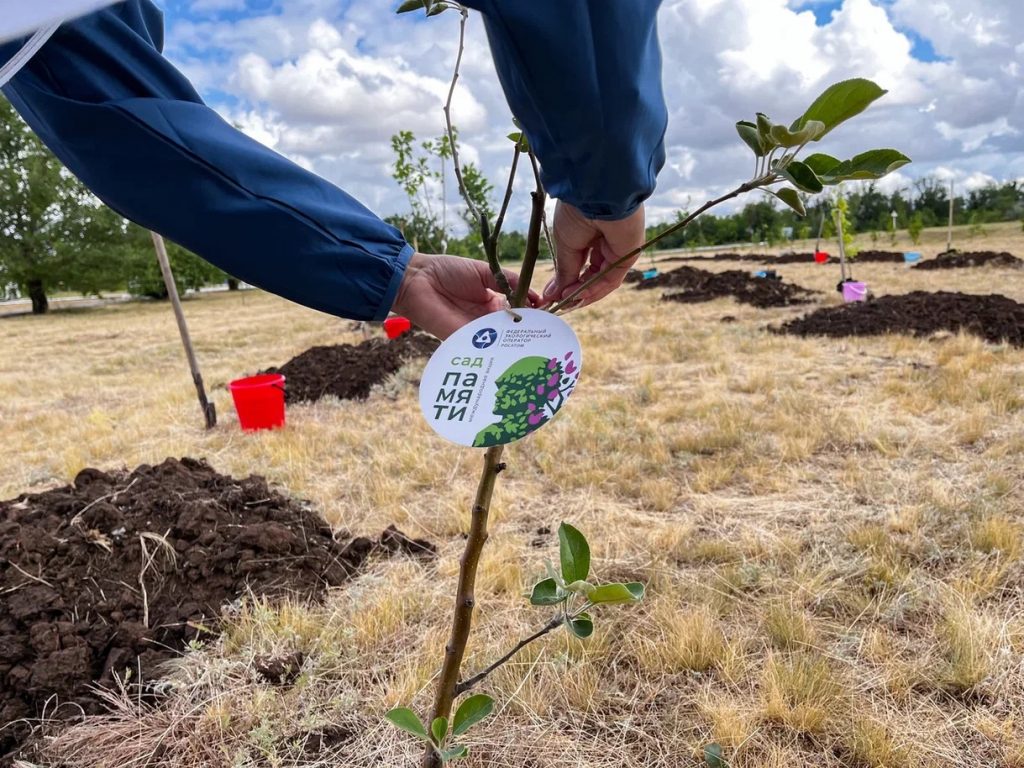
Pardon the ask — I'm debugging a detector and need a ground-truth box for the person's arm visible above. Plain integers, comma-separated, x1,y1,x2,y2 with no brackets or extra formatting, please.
462,0,667,222
462,0,667,307
1,1,411,322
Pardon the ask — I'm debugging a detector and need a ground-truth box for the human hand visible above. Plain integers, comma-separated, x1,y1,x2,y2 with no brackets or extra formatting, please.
392,252,540,340
542,202,646,309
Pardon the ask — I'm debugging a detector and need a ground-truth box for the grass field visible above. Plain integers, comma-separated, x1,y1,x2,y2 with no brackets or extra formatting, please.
1,222,1023,767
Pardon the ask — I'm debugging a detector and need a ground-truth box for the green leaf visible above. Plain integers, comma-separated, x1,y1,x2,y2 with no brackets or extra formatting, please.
558,523,590,584
386,708,429,741
589,582,646,605
566,580,596,598
431,717,448,747
396,0,426,12
779,160,824,193
773,187,806,217
507,132,522,144
756,113,777,151
426,2,449,16
566,612,595,639
802,153,842,177
506,131,529,152
769,119,825,148
735,121,764,157
441,745,470,763
705,743,726,768
530,578,567,606
452,694,494,737
817,149,912,184
790,78,887,139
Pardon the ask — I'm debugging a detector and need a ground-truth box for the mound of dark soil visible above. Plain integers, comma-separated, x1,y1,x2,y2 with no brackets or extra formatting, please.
267,331,439,403
637,266,818,308
846,250,905,263
778,291,1024,346
914,251,1023,270
0,458,434,762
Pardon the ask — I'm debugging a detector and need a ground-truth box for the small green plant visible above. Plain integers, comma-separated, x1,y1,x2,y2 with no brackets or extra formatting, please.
908,212,924,245
387,693,494,764
386,524,644,763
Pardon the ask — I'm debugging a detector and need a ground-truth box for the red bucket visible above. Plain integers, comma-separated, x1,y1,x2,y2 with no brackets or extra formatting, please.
814,251,830,264
384,316,412,339
228,373,286,432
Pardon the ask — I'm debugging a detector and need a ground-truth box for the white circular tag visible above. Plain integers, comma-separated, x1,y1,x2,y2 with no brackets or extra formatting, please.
419,309,583,448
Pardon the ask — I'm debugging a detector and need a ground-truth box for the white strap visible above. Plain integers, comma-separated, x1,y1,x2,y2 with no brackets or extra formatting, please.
0,22,61,89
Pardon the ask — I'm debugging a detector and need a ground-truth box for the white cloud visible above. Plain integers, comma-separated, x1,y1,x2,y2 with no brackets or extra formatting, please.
163,0,1024,231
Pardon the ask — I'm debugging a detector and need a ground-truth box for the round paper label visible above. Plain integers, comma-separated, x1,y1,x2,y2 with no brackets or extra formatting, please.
419,309,582,448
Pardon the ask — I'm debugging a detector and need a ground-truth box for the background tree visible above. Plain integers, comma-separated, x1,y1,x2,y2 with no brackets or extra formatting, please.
0,98,229,312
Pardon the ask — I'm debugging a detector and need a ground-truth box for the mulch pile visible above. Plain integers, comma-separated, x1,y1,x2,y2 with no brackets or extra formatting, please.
778,291,1024,347
914,251,1023,270
0,458,434,762
266,331,439,403
636,265,818,308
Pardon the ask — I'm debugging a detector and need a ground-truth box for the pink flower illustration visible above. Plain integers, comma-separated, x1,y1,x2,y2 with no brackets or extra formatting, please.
527,403,536,412
528,413,544,426
536,384,545,395
565,361,577,375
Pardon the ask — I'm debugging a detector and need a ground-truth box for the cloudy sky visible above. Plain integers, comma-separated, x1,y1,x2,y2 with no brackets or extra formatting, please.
158,0,1023,231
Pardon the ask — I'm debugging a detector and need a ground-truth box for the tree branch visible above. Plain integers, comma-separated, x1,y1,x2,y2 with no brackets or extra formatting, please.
442,5,512,299
455,616,562,696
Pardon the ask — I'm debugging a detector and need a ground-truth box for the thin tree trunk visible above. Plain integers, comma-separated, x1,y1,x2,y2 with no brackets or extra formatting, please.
27,278,48,315
227,278,240,291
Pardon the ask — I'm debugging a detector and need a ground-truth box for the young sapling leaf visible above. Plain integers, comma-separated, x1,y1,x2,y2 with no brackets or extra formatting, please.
441,745,470,763
529,578,567,606
769,119,825,148
735,121,765,156
588,582,646,605
704,743,726,768
386,707,430,741
773,188,806,217
802,153,842,177
431,717,449,747
790,77,887,138
396,0,427,12
558,523,590,584
566,612,595,639
815,149,911,184
452,694,495,736
779,160,824,193
566,579,596,598
756,112,777,151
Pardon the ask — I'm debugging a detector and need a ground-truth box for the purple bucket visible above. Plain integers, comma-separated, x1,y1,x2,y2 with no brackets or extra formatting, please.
842,282,868,303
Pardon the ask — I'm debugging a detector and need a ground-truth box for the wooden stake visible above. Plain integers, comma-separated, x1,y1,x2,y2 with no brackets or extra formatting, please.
835,209,848,283
150,232,217,430
947,179,955,253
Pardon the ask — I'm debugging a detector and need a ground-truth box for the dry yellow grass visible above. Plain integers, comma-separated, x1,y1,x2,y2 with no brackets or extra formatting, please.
1,222,1023,767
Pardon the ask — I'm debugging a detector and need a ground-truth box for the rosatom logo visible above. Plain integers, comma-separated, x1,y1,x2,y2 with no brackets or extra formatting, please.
472,328,498,349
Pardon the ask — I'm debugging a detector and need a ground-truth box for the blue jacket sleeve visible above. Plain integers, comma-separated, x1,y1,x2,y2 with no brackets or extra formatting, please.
0,1,412,321
462,0,667,221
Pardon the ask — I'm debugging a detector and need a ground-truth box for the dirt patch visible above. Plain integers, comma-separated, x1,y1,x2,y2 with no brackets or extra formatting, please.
778,291,1024,347
914,251,1023,270
662,250,907,265
0,458,434,763
637,266,818,308
266,332,439,404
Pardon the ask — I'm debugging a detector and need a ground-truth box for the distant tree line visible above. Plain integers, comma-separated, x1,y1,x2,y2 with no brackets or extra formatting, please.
0,99,229,314
645,177,1024,251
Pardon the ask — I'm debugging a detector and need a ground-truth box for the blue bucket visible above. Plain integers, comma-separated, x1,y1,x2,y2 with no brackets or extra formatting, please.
643,269,659,280
904,252,922,263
